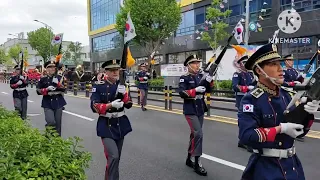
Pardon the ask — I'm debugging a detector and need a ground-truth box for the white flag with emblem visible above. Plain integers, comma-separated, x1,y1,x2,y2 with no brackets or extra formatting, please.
233,20,244,44
51,33,63,45
124,12,136,44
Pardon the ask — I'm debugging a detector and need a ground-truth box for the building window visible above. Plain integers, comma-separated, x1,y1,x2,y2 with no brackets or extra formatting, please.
176,10,195,36
92,32,121,52
195,7,205,25
90,0,120,31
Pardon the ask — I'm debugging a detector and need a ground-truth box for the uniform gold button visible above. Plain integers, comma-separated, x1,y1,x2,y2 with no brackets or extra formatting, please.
117,123,119,126
285,171,286,174
279,142,282,146
293,167,295,171
109,125,111,127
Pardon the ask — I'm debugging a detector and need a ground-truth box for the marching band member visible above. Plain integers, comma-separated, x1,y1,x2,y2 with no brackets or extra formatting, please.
178,54,214,176
36,61,67,136
9,65,29,120
90,59,133,180
282,54,305,87
232,55,256,151
135,63,151,111
238,43,318,179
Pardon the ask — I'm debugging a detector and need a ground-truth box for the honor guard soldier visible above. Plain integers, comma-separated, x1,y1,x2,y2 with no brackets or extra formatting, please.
282,54,305,87
232,55,256,151
10,65,29,120
177,54,214,176
36,61,67,136
90,59,133,180
238,43,319,180
135,62,151,111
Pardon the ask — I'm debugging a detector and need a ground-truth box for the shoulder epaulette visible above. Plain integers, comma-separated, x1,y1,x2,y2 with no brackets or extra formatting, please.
250,88,264,98
95,81,105,85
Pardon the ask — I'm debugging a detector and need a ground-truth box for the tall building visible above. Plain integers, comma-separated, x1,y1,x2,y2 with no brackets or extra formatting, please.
87,0,320,75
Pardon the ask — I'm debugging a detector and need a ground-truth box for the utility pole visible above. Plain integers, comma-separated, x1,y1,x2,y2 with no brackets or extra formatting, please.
244,0,250,45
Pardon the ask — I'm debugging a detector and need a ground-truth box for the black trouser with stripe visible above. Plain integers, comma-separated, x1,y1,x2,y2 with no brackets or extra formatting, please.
185,115,204,157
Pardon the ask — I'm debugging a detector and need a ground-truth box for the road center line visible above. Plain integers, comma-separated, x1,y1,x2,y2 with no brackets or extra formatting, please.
1,92,9,95
202,153,245,171
63,110,95,121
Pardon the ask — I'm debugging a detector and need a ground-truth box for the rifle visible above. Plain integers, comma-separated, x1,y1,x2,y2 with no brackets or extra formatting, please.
120,42,129,85
199,33,234,86
283,40,320,128
20,50,24,76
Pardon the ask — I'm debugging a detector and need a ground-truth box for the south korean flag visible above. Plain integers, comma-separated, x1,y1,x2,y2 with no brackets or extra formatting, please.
243,104,254,112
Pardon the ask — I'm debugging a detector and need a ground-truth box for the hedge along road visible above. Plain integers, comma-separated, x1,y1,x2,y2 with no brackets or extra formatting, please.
1,83,320,180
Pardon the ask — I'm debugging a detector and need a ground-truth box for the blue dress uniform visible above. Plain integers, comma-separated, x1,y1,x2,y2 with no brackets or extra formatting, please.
90,59,133,180
36,61,67,136
10,65,28,120
135,63,151,111
232,55,256,109
282,54,304,87
239,43,314,180
177,54,214,176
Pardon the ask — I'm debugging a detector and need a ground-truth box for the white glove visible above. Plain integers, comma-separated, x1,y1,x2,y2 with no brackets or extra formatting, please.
205,75,213,83
52,77,59,84
299,73,306,79
16,80,23,85
143,76,148,80
111,99,124,109
280,123,304,138
195,86,206,93
47,86,56,91
117,85,126,94
248,86,255,90
19,76,25,80
304,100,320,114
146,72,150,76
294,81,301,85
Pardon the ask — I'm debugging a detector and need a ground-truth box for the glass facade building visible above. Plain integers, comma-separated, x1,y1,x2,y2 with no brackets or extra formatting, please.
90,0,120,31
92,32,121,52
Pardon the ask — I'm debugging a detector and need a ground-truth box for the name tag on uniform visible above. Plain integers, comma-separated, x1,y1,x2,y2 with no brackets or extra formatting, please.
243,104,254,112
233,74,238,77
180,79,184,82
92,88,96,92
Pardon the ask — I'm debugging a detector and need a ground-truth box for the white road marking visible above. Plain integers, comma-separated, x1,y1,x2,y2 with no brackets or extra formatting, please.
202,153,245,171
63,110,95,121
1,92,9,95
27,100,34,103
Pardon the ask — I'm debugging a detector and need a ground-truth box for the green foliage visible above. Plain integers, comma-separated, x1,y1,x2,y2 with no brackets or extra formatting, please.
201,0,232,49
0,105,91,180
27,27,60,62
214,80,232,90
0,49,9,65
65,42,83,66
116,0,181,58
8,44,29,64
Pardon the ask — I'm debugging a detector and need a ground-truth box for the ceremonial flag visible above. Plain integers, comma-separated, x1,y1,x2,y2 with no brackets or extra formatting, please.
124,12,136,44
233,20,244,44
51,33,63,45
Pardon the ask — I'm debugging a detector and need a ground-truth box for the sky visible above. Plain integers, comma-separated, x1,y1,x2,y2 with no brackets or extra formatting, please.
0,0,89,46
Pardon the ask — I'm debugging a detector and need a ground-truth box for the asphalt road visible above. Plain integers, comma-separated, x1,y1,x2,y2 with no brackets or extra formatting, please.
1,82,320,180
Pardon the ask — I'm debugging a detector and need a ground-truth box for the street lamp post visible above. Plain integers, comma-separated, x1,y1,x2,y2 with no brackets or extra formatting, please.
34,19,54,61
244,0,250,46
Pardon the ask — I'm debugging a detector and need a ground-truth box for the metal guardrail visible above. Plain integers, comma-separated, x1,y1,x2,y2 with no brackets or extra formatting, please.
1,80,319,123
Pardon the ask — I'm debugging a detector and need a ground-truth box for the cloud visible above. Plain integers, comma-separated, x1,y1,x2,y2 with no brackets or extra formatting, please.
0,0,89,46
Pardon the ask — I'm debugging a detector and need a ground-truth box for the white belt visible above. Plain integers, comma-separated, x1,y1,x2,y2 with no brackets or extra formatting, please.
140,81,148,83
48,91,64,96
15,87,26,91
195,95,203,99
236,92,245,96
253,147,296,158
100,111,125,118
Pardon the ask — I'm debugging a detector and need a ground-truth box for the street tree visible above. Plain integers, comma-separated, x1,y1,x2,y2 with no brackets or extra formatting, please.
201,0,232,49
8,44,29,64
116,0,181,62
67,42,83,66
0,49,9,65
27,27,59,62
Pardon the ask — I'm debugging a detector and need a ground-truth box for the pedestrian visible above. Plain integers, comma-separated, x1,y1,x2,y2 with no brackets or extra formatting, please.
238,43,319,180
231,55,256,151
36,60,67,136
9,65,28,120
177,54,214,176
90,59,133,180
135,63,151,111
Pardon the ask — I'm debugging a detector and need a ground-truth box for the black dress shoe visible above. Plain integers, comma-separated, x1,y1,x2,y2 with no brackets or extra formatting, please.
194,163,207,176
142,107,147,111
185,158,194,168
238,142,246,149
